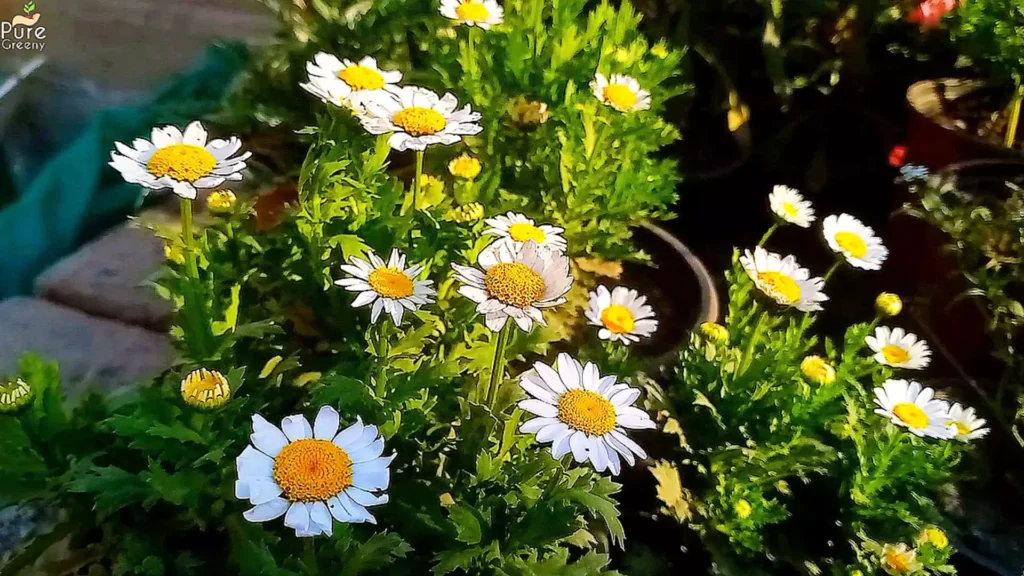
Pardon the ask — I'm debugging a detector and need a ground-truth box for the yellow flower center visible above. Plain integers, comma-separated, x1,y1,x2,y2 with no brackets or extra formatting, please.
700,322,729,344
180,369,231,409
601,304,636,334
834,231,868,258
449,154,482,180
557,389,617,436
734,499,753,519
146,144,217,182
951,421,971,436
368,267,415,299
455,1,490,21
782,202,799,217
602,84,638,111
921,527,949,548
885,551,912,573
757,271,801,304
337,65,386,91
800,355,835,385
392,106,447,137
484,262,546,308
507,223,547,244
273,438,353,502
893,402,929,429
881,344,911,365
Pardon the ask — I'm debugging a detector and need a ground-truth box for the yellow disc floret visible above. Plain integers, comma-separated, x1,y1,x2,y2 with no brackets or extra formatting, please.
484,262,546,308
455,0,490,21
557,389,617,436
834,231,868,258
368,267,415,299
507,223,547,244
393,107,447,136
446,202,484,223
337,65,386,91
881,344,911,365
601,304,636,334
273,439,353,502
603,84,638,111
876,293,903,317
180,369,231,409
893,403,929,429
757,271,801,304
781,202,799,217
800,355,836,385
147,144,217,182
448,153,482,180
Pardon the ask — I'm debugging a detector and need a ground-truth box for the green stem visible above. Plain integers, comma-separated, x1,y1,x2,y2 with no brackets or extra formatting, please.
375,321,391,398
486,322,513,409
180,198,212,357
303,538,319,576
758,223,779,247
466,27,478,77
531,0,544,57
822,260,842,283
1006,82,1023,148
587,121,609,171
739,311,769,374
413,149,425,212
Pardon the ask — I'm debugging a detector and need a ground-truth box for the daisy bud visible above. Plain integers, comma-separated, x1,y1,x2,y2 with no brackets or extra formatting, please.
801,355,836,385
164,243,185,265
448,153,482,181
876,292,903,317
917,526,948,549
180,369,231,410
445,202,485,223
734,499,752,519
0,379,32,414
207,190,238,214
651,42,670,59
699,322,729,345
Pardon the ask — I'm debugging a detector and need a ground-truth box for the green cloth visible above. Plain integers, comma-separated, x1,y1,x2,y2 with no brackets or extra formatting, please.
0,43,249,297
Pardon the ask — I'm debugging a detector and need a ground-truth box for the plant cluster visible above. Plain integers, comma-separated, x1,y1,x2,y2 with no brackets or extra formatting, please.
0,1,687,574
650,186,985,574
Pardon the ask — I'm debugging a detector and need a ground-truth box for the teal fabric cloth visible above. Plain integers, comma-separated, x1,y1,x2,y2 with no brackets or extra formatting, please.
0,43,249,297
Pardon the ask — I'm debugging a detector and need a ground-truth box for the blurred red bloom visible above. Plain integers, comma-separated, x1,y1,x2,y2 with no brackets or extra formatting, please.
889,145,907,167
908,0,957,27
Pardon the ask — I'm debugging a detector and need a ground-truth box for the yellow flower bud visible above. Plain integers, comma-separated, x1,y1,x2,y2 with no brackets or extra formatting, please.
918,526,948,549
801,355,836,385
448,153,482,181
207,190,237,214
876,293,903,317
699,322,729,345
734,498,752,519
651,43,670,59
0,378,32,413
445,202,485,223
180,369,231,410
165,243,185,265
440,493,455,507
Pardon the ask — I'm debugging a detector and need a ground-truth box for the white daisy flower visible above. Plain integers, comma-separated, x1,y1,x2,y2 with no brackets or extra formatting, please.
865,326,931,370
768,185,815,228
873,379,953,439
822,214,888,270
335,248,436,326
358,86,482,152
439,0,504,28
452,240,573,332
945,402,989,442
301,53,403,109
739,247,828,312
483,212,567,252
236,406,395,537
109,121,251,200
591,73,651,112
585,285,658,345
518,353,655,474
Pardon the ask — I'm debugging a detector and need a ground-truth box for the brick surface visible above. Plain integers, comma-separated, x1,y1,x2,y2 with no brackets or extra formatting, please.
35,223,171,331
0,297,174,396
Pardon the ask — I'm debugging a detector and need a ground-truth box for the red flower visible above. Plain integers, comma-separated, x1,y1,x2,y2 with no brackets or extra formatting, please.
889,145,907,167
908,0,957,27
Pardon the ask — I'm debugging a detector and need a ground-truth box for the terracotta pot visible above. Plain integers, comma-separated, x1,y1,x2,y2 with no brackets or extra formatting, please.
905,78,1022,171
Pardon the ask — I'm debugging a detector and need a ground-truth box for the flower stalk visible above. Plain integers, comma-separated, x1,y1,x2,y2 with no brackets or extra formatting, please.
413,149,425,212
1006,81,1024,148
486,322,513,409
179,198,213,357
758,223,779,247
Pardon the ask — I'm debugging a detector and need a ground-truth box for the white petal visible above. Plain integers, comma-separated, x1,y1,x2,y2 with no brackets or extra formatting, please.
284,502,311,533
243,497,290,523
314,406,341,440
282,415,313,442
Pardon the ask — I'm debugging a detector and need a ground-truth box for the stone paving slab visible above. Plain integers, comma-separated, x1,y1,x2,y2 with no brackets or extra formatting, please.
34,223,171,331
0,298,174,397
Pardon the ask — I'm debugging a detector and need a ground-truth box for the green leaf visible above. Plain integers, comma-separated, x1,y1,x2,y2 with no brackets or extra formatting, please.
212,284,241,335
447,503,483,545
66,466,150,516
555,486,625,548
339,532,412,576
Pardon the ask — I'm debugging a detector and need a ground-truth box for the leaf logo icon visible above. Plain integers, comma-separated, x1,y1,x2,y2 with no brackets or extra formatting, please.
24,2,35,14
